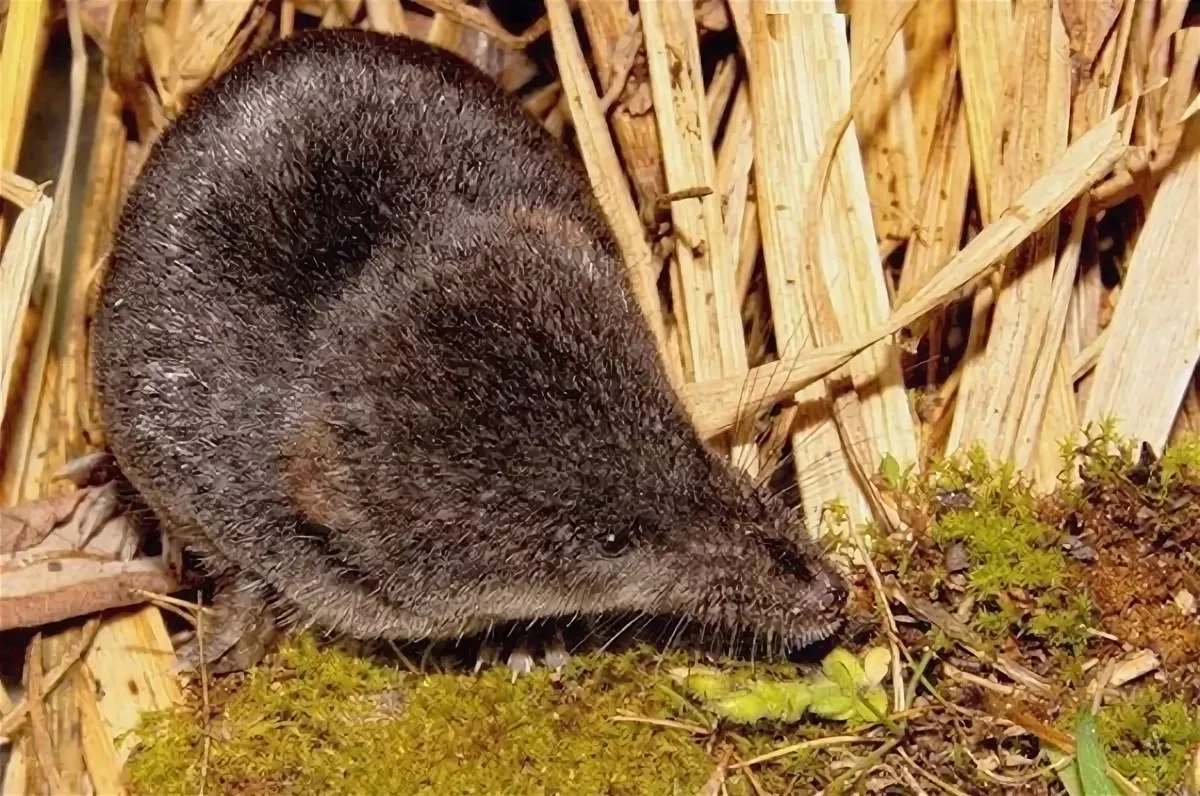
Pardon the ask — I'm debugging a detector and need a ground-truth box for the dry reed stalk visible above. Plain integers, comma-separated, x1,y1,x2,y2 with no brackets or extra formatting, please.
25,9,93,784
640,0,757,474
143,1,182,116
716,84,755,304
40,631,85,792
894,61,969,398
174,0,255,95
734,201,760,307
904,0,956,171
1143,0,1189,144
895,40,971,307
523,81,562,117
0,0,50,250
427,12,464,54
1172,381,1200,438
1156,27,1200,155
324,0,362,28
213,6,276,80
745,0,918,526
706,56,737,134
1028,0,1135,488
24,634,67,793
1,739,28,795
955,0,1011,225
577,2,665,214
1124,0,1157,149
411,0,548,50
683,100,1132,438
544,0,676,385
74,79,129,456
0,181,52,440
1064,0,1138,375
1084,116,1200,451
364,0,408,35
948,0,1072,469
847,0,920,250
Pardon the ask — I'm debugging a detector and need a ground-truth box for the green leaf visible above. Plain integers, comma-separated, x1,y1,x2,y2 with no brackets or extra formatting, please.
880,453,902,489
809,680,856,720
780,683,814,722
856,688,889,723
821,648,865,691
1075,709,1121,796
713,691,774,724
1048,750,1084,796
861,647,891,687
668,667,731,701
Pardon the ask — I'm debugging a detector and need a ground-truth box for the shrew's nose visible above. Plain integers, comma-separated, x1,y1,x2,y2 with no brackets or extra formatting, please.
821,582,848,611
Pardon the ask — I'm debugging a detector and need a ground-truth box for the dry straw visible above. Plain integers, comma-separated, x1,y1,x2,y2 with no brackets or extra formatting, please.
1,0,1198,792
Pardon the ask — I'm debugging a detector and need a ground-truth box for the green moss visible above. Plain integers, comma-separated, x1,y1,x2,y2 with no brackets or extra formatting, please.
918,446,1093,653
1097,685,1200,794
125,636,719,795
1160,432,1200,487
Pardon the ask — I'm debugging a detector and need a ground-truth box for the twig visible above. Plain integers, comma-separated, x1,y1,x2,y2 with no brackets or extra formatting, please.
608,714,709,734
131,587,215,627
0,617,100,738
819,736,902,796
729,734,875,770
898,747,970,796
598,13,641,114
411,0,549,50
1089,658,1118,712
903,647,936,709
942,662,1018,696
736,754,770,796
899,766,933,796
832,402,910,712
964,746,1073,786
197,599,211,796
656,186,715,207
25,634,67,794
385,639,421,674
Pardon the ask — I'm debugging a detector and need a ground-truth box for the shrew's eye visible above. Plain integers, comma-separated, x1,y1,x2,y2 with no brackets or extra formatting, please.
599,514,654,558
600,528,630,557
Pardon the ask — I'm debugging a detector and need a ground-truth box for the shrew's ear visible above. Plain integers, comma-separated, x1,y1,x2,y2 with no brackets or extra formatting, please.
282,417,367,531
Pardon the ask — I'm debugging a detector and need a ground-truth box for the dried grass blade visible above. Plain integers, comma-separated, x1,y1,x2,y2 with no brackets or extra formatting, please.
956,0,1012,224
1083,118,1200,450
684,102,1131,438
847,0,920,250
640,0,756,472
948,0,1072,467
0,0,50,249
0,193,54,438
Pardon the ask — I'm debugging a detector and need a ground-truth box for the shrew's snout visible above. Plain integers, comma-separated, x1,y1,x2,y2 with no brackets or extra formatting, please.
819,576,848,611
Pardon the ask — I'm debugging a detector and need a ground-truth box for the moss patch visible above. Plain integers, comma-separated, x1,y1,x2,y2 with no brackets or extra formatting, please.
1098,685,1200,793
126,636,722,795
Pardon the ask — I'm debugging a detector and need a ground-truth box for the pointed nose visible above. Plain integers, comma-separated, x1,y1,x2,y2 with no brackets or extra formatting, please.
821,581,848,611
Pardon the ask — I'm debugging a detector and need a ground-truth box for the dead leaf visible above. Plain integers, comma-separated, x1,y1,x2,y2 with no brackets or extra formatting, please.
0,491,88,554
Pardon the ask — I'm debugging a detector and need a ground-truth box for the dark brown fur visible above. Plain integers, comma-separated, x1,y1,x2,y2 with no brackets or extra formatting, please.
92,29,846,658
